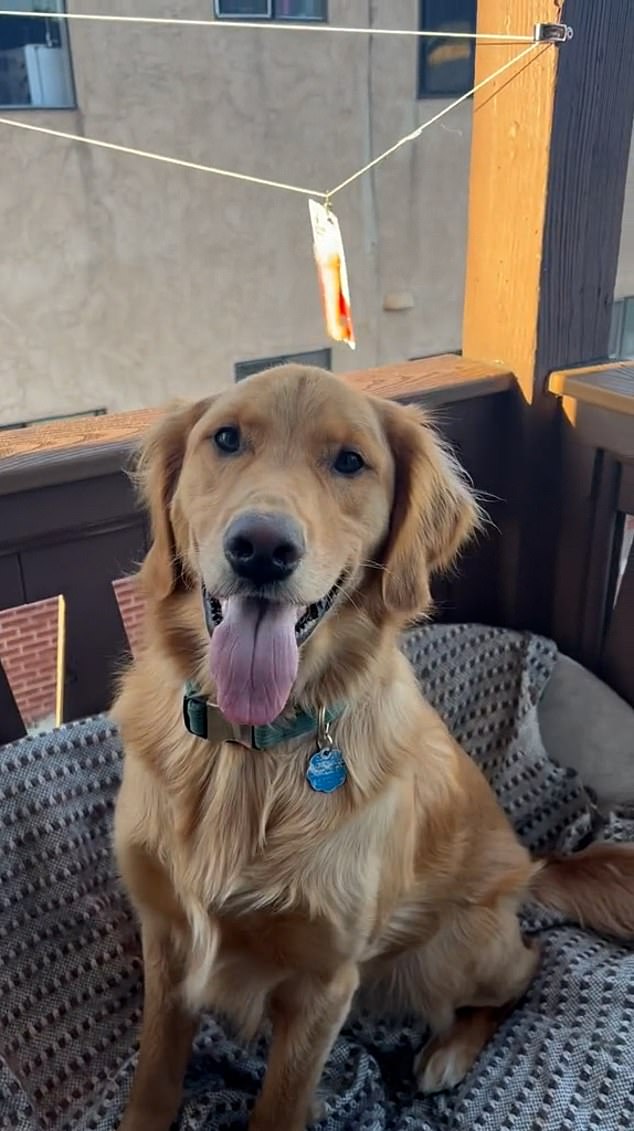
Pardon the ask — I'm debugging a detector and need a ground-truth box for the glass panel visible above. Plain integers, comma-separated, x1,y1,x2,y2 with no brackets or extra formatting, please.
216,0,272,17
609,298,625,358
419,0,476,97
274,0,326,19
0,595,64,734
0,1,74,108
621,298,634,358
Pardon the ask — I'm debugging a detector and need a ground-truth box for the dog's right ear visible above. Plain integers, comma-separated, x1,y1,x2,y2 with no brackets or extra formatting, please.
135,398,213,601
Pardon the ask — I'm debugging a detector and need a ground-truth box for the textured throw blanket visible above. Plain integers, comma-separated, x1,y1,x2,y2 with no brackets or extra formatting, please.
1,624,633,1131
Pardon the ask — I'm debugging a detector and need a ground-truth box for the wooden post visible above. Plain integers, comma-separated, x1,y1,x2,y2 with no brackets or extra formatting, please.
461,0,634,633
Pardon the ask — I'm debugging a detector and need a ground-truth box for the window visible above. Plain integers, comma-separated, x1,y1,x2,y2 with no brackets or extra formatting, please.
609,296,634,359
0,1,74,109
215,1,326,21
235,348,331,381
418,0,476,97
0,407,106,432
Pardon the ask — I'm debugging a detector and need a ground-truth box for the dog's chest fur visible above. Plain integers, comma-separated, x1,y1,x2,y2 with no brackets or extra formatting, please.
170,736,415,1019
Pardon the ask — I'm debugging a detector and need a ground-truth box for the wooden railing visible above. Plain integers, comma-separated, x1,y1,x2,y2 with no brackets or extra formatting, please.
548,362,634,707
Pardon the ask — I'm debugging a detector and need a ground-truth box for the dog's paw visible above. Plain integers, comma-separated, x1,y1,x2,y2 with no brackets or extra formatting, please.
414,1037,473,1095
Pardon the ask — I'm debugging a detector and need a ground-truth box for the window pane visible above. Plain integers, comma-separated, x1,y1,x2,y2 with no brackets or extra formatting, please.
622,298,634,357
609,299,625,358
0,1,74,108
274,0,326,19
216,0,272,16
419,0,476,96
235,348,331,381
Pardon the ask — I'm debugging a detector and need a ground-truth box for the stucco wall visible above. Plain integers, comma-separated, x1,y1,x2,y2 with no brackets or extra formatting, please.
0,1,631,425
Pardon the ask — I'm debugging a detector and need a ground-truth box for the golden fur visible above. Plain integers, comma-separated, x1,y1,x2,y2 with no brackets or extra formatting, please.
113,366,634,1131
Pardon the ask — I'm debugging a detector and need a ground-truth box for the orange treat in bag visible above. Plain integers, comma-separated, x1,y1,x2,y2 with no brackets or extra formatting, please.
309,199,355,349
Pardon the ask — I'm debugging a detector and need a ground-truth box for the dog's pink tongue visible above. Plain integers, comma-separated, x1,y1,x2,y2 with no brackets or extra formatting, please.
209,597,299,726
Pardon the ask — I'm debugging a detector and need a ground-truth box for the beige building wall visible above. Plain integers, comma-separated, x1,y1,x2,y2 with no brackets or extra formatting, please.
0,1,632,426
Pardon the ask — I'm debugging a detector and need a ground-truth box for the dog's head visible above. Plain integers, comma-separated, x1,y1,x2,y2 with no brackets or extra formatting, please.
136,365,480,725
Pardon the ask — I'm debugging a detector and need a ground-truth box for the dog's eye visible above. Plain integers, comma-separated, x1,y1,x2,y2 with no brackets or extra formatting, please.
333,449,365,476
213,427,241,454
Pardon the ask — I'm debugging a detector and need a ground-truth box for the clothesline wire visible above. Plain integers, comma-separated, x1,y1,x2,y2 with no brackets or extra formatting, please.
0,42,543,203
0,117,324,197
0,9,536,43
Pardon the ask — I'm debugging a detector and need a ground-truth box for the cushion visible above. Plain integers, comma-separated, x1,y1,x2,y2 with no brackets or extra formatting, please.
0,624,632,1131
537,655,634,807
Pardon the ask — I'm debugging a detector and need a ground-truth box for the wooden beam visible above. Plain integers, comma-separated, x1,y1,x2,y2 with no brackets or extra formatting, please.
549,362,634,416
463,2,559,401
461,0,634,633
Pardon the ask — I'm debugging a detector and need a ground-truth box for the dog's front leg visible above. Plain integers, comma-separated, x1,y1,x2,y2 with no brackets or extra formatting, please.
119,915,197,1131
249,962,359,1131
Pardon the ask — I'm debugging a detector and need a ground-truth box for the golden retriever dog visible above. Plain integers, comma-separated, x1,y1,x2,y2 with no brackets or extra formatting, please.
113,365,634,1131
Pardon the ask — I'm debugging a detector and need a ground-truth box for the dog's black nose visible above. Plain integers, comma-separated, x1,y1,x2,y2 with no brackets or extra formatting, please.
223,512,305,586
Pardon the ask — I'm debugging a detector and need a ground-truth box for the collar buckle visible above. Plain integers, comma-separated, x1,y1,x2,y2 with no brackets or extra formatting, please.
183,688,255,746
206,705,255,749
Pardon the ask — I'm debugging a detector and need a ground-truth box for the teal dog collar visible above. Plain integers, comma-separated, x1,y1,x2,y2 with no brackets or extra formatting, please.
183,683,344,751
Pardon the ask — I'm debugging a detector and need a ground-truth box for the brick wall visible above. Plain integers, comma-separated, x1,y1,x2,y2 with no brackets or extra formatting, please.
0,596,60,727
112,576,146,658
0,577,146,730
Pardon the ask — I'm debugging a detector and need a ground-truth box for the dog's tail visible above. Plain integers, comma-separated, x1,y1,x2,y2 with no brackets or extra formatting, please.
531,842,634,941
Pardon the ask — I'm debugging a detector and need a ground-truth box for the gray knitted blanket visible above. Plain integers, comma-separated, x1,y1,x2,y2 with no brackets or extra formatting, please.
1,624,633,1131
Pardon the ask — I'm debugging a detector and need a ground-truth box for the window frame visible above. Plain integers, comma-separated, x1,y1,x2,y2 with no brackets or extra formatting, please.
0,0,76,111
0,407,106,433
417,0,476,100
234,348,332,381
214,1,327,23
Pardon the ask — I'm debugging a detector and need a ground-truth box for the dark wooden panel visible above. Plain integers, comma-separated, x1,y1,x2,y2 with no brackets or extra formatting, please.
551,434,598,659
431,393,512,627
618,462,634,514
0,553,25,611
579,454,622,665
0,471,138,552
0,443,138,494
539,1,634,373
0,553,28,744
0,664,25,744
21,524,146,722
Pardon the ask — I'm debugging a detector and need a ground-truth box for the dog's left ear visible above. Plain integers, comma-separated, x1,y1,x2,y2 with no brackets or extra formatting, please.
376,399,481,617
135,397,214,601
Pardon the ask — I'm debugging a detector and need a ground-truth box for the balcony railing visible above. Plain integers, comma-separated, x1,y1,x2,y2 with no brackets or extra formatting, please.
0,352,632,744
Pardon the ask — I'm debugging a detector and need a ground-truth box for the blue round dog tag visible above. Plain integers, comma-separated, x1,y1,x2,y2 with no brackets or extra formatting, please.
306,747,348,793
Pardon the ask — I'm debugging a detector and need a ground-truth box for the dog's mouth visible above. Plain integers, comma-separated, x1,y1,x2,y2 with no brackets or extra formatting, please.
202,576,345,728
202,577,343,647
